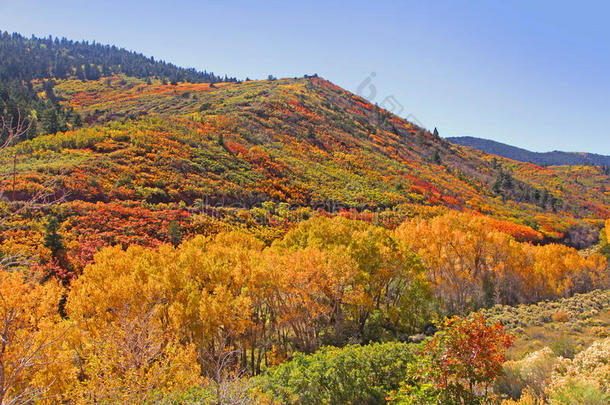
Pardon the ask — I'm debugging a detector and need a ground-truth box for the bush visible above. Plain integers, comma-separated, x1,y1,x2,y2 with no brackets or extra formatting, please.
495,347,558,400
391,315,514,404
552,310,570,323
550,336,579,359
548,379,609,405
480,290,610,334
546,337,610,402
256,341,417,405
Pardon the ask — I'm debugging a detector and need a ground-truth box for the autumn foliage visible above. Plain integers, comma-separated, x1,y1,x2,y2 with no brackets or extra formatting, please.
0,68,607,403
1,212,606,402
396,211,607,312
389,315,514,404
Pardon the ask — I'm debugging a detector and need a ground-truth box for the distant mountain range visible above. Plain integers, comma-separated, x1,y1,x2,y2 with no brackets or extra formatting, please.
446,136,610,166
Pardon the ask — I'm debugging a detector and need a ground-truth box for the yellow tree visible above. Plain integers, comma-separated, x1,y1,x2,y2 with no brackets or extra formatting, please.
66,245,200,402
165,232,263,376
69,303,199,403
527,243,607,300
67,231,265,395
258,246,359,354
274,215,431,342
0,270,71,404
395,212,519,312
395,211,608,311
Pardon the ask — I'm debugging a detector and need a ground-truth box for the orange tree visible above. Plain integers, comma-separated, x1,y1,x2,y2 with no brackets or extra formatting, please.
389,314,514,404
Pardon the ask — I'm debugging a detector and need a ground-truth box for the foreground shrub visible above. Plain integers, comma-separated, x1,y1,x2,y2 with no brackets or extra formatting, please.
148,380,263,405
495,347,558,400
550,336,579,359
548,379,609,405
256,341,417,405
546,337,610,403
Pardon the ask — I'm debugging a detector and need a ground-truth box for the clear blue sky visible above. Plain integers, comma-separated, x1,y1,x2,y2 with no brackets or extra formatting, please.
1,0,609,154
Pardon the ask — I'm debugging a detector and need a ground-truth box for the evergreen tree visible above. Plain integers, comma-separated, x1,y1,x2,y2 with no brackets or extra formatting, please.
43,216,64,259
40,107,60,134
85,63,100,80
43,80,57,104
218,132,227,150
168,220,183,246
433,149,442,165
75,65,86,81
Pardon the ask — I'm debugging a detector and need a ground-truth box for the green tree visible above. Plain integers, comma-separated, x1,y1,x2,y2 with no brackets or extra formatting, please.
43,216,64,259
168,220,183,247
257,342,416,405
433,149,442,165
40,107,60,134
599,220,610,261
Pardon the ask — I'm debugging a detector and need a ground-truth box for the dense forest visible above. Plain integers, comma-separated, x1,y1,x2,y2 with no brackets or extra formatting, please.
0,33,609,404
0,31,233,83
0,31,235,142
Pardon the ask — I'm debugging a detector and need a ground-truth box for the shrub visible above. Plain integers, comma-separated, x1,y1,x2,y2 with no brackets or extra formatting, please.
390,315,514,404
256,341,417,405
550,336,579,359
495,348,558,400
552,310,570,323
480,290,610,335
548,379,609,405
546,337,610,402
500,390,545,404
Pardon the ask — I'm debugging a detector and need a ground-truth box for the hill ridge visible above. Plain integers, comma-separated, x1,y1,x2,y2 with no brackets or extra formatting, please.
447,136,610,167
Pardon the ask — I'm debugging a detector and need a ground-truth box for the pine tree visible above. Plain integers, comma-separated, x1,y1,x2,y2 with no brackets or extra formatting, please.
40,107,60,134
43,216,64,259
433,149,442,165
168,221,183,246
76,65,86,81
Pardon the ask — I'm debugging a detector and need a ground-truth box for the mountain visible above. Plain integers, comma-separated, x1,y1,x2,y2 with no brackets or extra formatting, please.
447,136,610,167
3,75,607,246
0,35,608,279
1,33,609,403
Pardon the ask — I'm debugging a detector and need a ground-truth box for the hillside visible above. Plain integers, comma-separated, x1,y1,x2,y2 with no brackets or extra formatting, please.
0,31,235,142
447,136,610,167
0,74,608,277
0,33,609,405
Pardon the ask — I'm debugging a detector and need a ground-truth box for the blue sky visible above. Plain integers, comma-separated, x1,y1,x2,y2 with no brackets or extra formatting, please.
1,0,609,154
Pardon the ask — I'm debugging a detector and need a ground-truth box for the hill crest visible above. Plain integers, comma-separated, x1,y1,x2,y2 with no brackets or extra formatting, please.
447,136,610,167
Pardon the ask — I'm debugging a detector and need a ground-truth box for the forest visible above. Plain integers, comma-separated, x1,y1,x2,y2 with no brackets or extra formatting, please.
0,34,609,404
0,32,235,143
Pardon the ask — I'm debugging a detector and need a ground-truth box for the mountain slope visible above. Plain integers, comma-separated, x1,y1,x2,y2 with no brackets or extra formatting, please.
447,136,610,167
0,75,605,251
0,47,608,280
